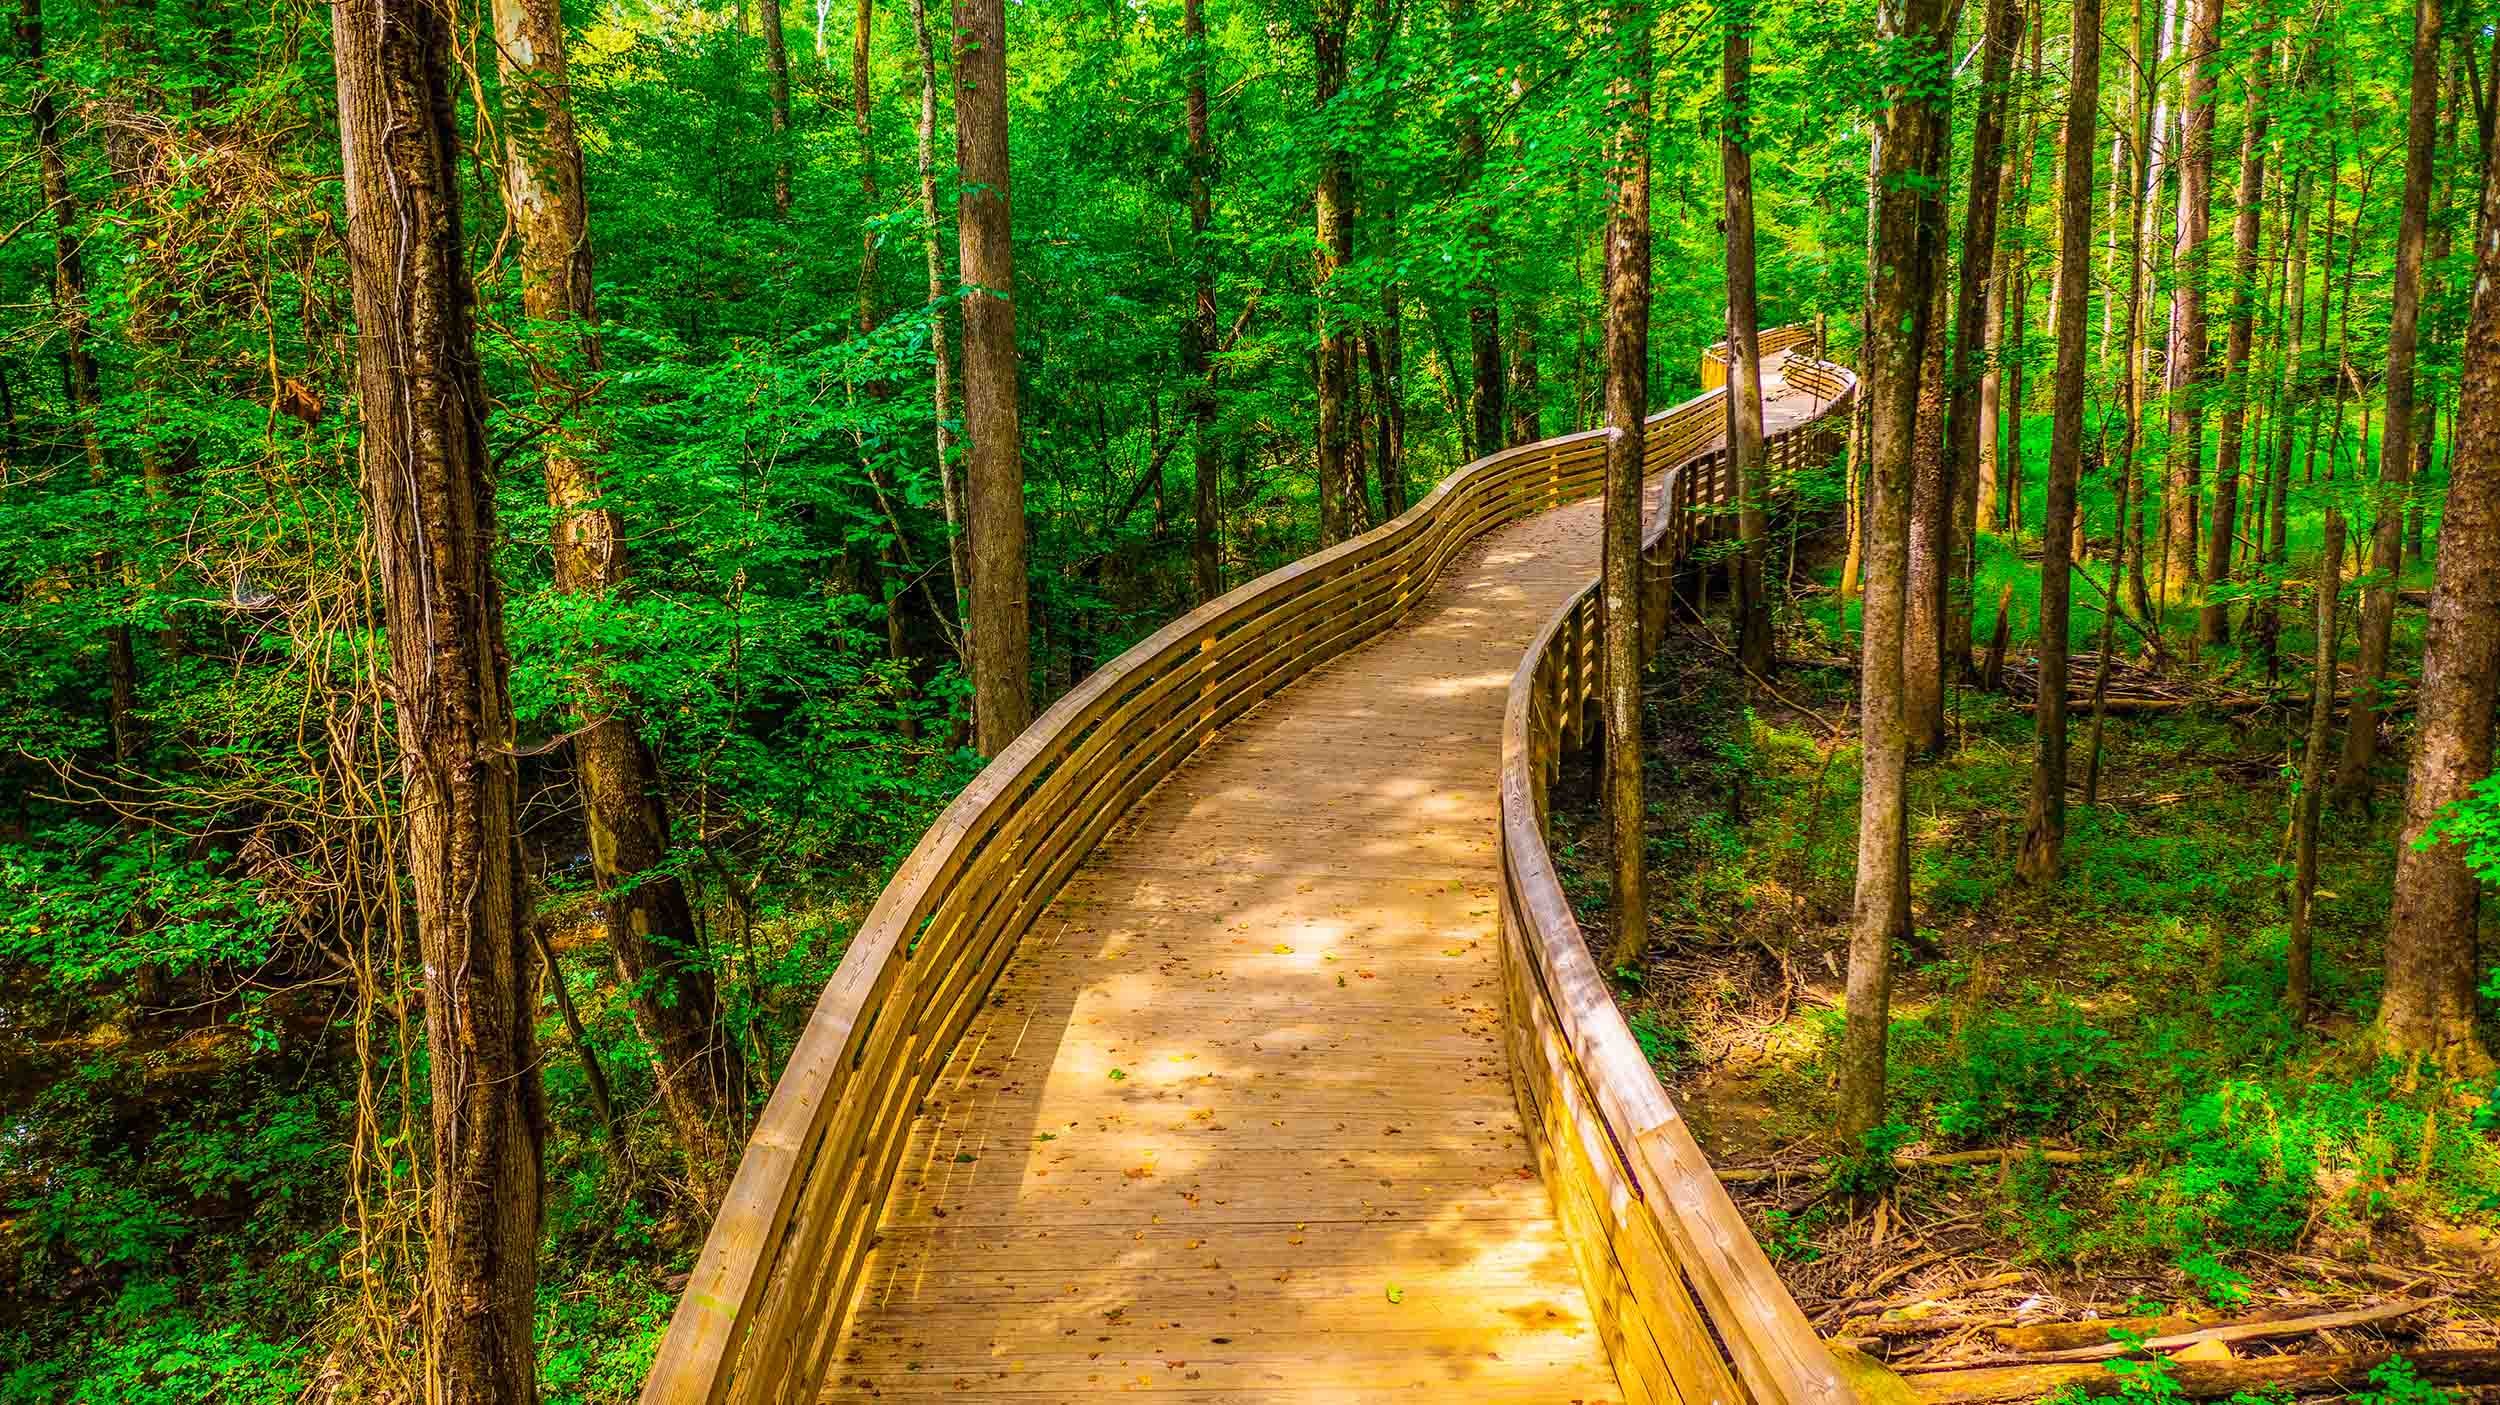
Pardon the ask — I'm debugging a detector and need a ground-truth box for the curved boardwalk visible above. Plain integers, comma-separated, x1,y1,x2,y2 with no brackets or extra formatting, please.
823,367,1819,1401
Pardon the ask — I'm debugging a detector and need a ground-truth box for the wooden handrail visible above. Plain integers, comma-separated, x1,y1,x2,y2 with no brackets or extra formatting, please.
1700,322,1823,389
1497,345,1860,1405
640,370,1770,1405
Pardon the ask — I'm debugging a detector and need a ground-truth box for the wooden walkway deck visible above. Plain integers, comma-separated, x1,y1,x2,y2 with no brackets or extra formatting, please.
819,368,1820,1401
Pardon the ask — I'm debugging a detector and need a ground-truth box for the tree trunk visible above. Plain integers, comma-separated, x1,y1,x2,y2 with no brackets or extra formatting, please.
2116,0,2158,625
910,0,969,640
1723,3,1771,677
1508,304,1541,446
2017,0,2100,888
1378,284,1408,513
2156,0,2219,609
491,0,743,1202
854,0,879,333
2334,0,2441,810
763,0,793,215
1457,0,1503,461
1904,248,1951,754
1313,0,1358,543
1843,0,1946,1139
334,0,544,1394
2381,86,2500,1072
1945,0,2022,679
2201,22,2273,645
1600,0,1652,975
1184,0,1222,599
956,0,1031,751
2287,507,2342,1021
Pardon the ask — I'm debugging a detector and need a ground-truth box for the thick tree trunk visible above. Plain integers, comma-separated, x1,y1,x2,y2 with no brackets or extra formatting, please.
910,0,969,639
1313,0,1359,543
492,0,742,1202
2157,0,2219,604
763,0,793,215
1184,0,1221,599
2201,24,2273,645
956,0,1031,751
1599,0,1652,974
2381,91,2500,1073
854,0,879,332
2335,0,2442,810
1723,4,1771,677
2016,0,2100,888
1842,0,1946,1140
1944,0,2022,680
333,0,544,1395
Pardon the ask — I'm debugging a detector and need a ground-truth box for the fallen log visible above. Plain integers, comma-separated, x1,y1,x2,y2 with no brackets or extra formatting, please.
1995,1305,2307,1354
1905,1347,2500,1403
1919,1299,2442,1370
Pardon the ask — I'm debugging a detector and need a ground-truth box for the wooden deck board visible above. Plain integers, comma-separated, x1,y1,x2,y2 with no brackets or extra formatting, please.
816,372,1818,1403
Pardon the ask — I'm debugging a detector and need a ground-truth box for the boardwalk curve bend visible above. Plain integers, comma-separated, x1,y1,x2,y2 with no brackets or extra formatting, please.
644,332,1859,1405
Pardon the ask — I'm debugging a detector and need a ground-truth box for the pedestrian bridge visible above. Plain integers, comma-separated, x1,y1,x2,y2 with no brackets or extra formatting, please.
642,331,1861,1404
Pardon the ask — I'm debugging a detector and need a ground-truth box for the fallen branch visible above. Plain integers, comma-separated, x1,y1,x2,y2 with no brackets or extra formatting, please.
1719,1146,2103,1183
1914,1299,2441,1370
1904,1346,2500,1403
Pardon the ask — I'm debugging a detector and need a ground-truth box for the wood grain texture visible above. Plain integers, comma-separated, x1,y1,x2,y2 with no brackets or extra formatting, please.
642,340,1855,1405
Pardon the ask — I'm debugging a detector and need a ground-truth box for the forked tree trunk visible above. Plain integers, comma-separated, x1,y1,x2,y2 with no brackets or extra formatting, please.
2016,0,2100,888
2381,84,2500,1073
2201,23,2274,646
491,0,743,1202
1842,0,1946,1140
1599,0,1652,974
2334,0,2442,810
1723,1,1771,676
1184,0,1222,600
957,0,1032,751
333,0,544,1394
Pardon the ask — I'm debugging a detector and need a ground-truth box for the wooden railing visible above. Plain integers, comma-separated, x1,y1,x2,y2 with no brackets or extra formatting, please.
1498,349,1859,1405
1700,322,1823,389
639,371,1799,1405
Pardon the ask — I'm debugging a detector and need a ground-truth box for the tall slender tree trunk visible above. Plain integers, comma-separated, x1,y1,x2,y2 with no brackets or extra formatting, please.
1841,0,1946,1141
2334,0,2441,810
2158,0,2220,601
1599,0,1652,974
1508,305,1541,446
492,0,743,1202
1377,284,1408,512
2201,22,2273,645
1723,0,1771,676
2116,0,2159,624
1184,0,1222,599
1905,238,1951,754
763,0,793,215
2016,0,2101,888
910,0,968,640
1455,0,1502,461
854,0,879,332
1313,0,1359,542
2004,3,2044,539
1944,0,2022,681
1976,3,2029,538
956,0,1031,750
2287,505,2342,1020
334,0,543,1394
2381,82,2500,1073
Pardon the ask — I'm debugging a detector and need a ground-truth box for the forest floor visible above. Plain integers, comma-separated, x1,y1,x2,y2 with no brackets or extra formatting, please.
1551,564,2500,1399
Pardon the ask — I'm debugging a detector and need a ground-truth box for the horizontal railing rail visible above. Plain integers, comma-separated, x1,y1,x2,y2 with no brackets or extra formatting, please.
1498,344,1860,1405
641,364,1773,1405
1700,321,1824,389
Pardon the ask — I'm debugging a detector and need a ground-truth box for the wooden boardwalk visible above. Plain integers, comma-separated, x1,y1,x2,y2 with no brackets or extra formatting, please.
821,369,1819,1401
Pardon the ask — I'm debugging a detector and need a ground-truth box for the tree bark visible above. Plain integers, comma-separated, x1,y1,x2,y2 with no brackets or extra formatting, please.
1508,304,1541,446
1842,0,1946,1140
2016,0,2100,888
2156,0,2220,601
1905,236,1951,754
2381,77,2500,1072
2334,0,2441,810
956,0,1031,751
1456,0,1503,461
2288,506,2342,1020
1184,0,1221,599
1944,0,2022,681
334,0,544,1394
764,0,793,215
1723,1,1771,677
910,0,969,641
1600,0,1652,974
854,0,879,333
2200,22,2273,645
491,0,743,1202
1313,0,1359,542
